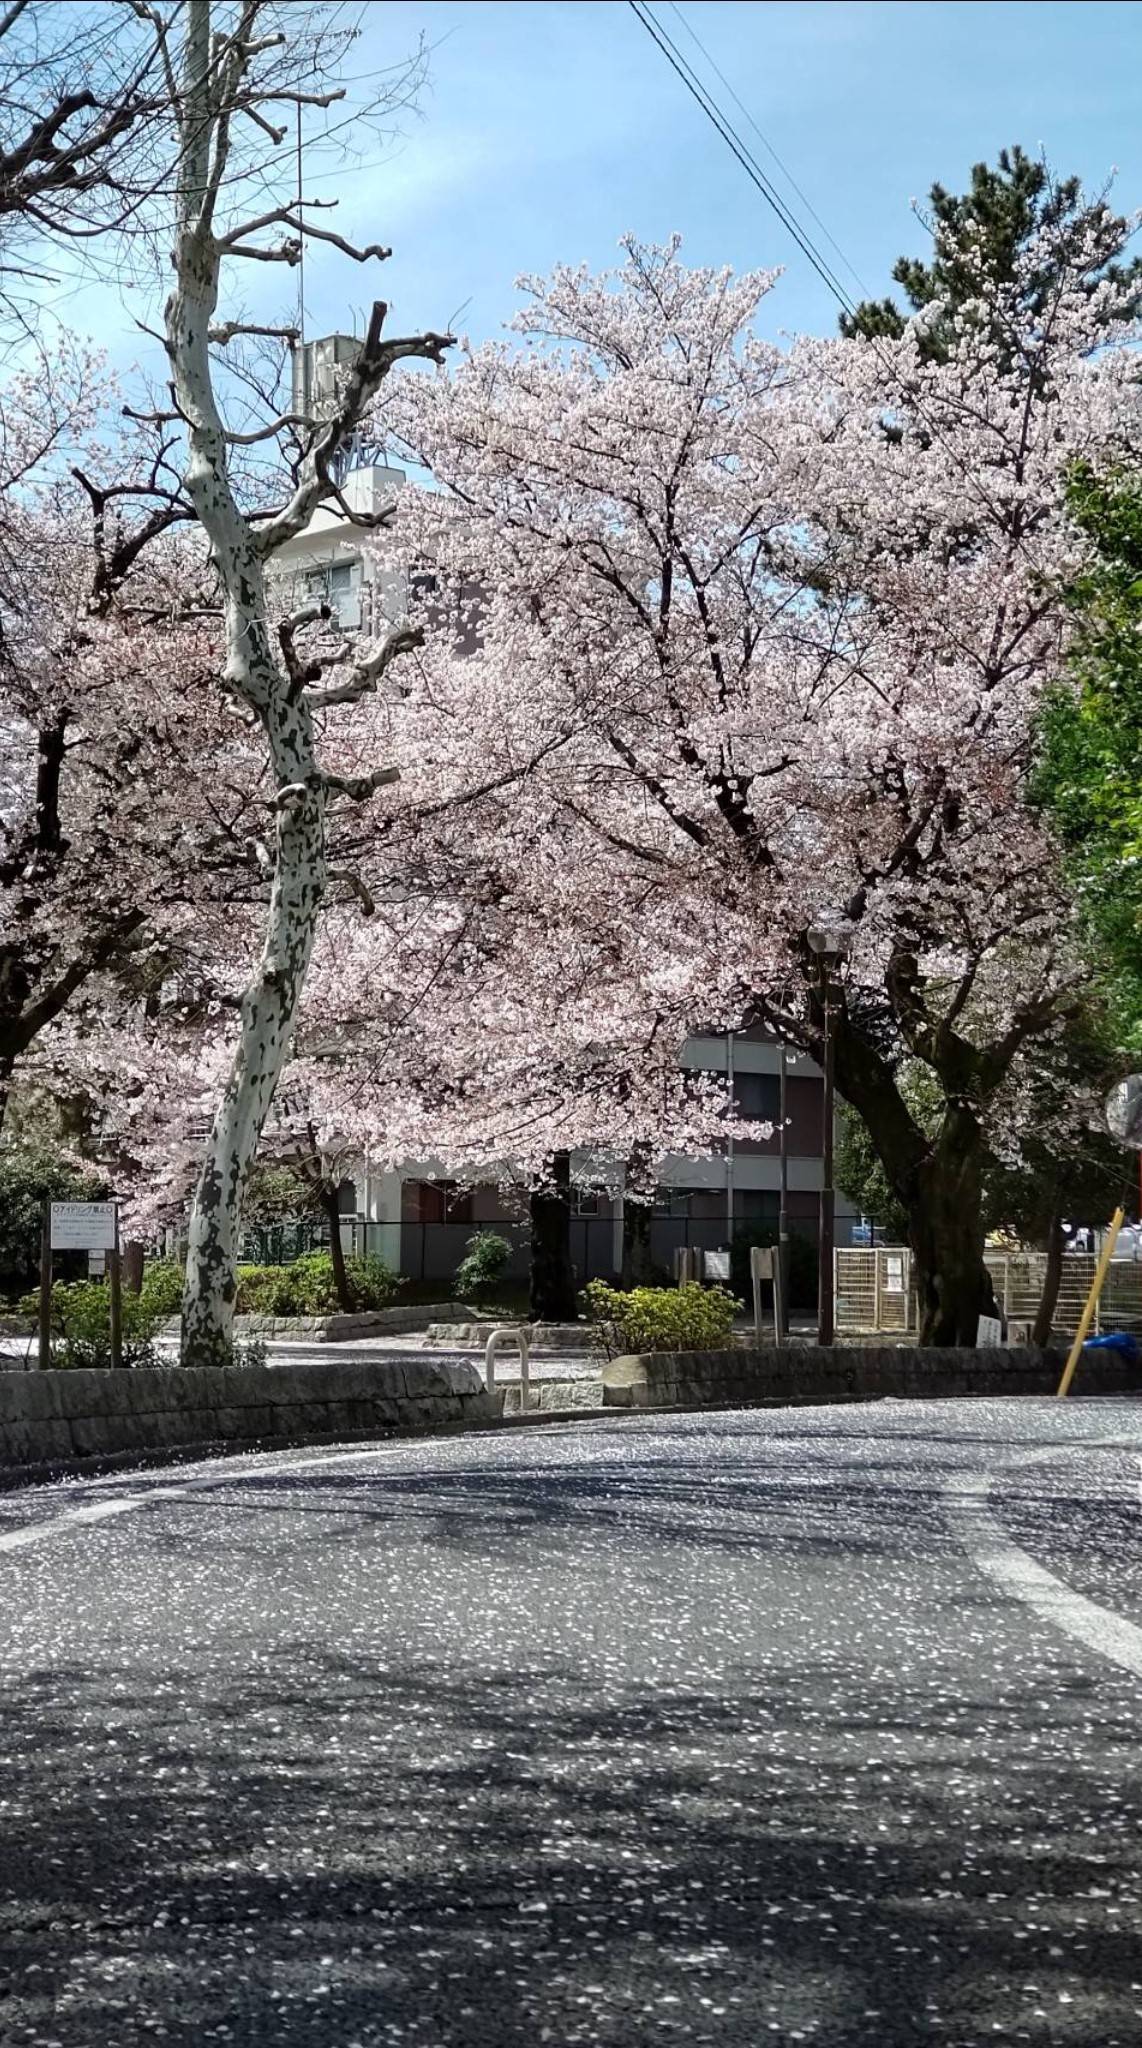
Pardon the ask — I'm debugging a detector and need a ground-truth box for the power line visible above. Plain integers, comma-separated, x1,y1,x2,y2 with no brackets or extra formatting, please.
626,0,1024,543
662,0,873,303
627,0,863,321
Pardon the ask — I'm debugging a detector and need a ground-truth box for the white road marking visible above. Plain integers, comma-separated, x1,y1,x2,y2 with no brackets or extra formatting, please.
8,1416,1142,1695
947,1438,1142,1679
0,1492,184,1553
0,1443,410,1557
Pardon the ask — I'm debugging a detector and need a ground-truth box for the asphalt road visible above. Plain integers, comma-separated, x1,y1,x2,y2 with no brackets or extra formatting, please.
3,1397,1142,2047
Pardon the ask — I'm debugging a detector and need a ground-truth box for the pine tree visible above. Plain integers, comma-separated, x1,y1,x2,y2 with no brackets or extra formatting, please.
842,145,1142,361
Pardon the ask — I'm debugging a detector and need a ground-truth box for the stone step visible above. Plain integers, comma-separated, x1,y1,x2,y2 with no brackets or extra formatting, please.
499,1378,604,1415
423,1320,593,1353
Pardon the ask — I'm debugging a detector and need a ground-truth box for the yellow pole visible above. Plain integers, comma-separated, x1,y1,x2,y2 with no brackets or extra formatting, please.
1057,1206,1125,1397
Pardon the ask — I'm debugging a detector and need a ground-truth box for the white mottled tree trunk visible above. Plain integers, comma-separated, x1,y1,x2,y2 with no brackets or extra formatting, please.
180,736,325,1365
164,3,447,1363
166,1,326,1364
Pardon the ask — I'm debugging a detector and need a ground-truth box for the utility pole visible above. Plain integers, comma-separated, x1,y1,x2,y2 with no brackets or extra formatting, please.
725,1029,735,1244
819,986,836,1345
808,919,853,1348
778,1044,789,1337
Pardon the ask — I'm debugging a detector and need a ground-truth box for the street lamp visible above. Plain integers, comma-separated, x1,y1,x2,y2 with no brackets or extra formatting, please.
778,1041,789,1338
807,917,854,1346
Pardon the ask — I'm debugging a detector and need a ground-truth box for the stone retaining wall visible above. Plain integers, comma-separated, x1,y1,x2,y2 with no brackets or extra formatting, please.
423,1320,590,1352
601,1344,1138,1408
0,1356,497,1481
230,1301,469,1341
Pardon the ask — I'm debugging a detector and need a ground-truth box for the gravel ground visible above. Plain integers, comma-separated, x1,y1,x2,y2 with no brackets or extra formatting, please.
0,1332,601,1380
2,1396,1142,2046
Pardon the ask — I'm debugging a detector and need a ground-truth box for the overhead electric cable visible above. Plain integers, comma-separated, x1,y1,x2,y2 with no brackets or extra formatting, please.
626,0,1032,542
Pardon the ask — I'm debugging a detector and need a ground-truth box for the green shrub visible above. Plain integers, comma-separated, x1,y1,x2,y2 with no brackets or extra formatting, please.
18,1280,164,1369
454,1230,513,1302
0,1143,107,1299
585,1281,740,1359
234,1264,285,1314
343,1253,400,1310
139,1260,184,1320
273,1251,336,1315
233,1251,398,1316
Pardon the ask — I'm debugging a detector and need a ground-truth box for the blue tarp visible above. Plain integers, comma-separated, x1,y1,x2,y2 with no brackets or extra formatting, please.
1082,1330,1139,1359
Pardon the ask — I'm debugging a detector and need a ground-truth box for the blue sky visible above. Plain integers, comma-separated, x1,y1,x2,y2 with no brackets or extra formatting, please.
63,1,1142,382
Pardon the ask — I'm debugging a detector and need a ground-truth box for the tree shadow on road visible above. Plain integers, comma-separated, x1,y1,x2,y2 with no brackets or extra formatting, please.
2,1632,1141,2043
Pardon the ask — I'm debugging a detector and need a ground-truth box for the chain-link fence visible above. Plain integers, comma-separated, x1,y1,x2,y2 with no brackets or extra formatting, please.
237,1218,330,1265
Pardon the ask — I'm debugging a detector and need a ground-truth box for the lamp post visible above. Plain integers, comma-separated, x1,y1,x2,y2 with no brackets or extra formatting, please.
778,1043,789,1338
807,919,853,1347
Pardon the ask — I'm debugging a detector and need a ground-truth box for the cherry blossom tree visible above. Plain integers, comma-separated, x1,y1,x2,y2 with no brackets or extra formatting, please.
382,212,1140,1343
249,578,787,1319
0,348,263,1136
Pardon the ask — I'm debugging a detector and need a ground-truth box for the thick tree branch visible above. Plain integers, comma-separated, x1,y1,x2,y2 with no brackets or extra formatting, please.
321,765,401,802
255,300,453,559
304,622,423,708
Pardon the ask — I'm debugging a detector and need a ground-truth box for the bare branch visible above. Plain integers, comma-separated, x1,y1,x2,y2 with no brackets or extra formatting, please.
219,200,391,263
226,238,301,267
237,102,286,147
0,4,31,42
256,301,453,558
322,765,401,802
327,868,376,917
278,603,331,689
209,319,299,346
256,87,345,110
225,410,312,446
317,474,398,531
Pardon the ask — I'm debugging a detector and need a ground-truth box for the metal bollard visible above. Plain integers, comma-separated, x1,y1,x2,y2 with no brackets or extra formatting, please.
484,1324,532,1412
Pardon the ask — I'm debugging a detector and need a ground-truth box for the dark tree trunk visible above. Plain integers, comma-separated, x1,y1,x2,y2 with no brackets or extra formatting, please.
320,1185,355,1311
122,1242,145,1295
621,1197,655,1287
1032,1210,1064,1348
906,1110,998,1345
828,1019,998,1347
530,1150,577,1321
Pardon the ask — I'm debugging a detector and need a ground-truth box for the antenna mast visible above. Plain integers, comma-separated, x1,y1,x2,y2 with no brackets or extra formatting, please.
296,102,307,412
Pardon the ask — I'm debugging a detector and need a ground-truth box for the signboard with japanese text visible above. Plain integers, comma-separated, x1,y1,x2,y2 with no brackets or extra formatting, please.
50,1201,116,1251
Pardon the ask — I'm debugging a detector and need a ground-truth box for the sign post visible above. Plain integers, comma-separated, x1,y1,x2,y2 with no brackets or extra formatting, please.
38,1202,52,1372
49,1202,117,1252
750,1244,782,1345
1059,1074,1142,1396
40,1202,120,1371
108,1208,123,1372
1057,1207,1125,1397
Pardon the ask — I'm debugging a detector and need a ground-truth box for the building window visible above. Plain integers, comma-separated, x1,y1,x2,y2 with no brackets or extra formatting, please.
733,1071,780,1121
405,1180,473,1225
304,559,358,625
